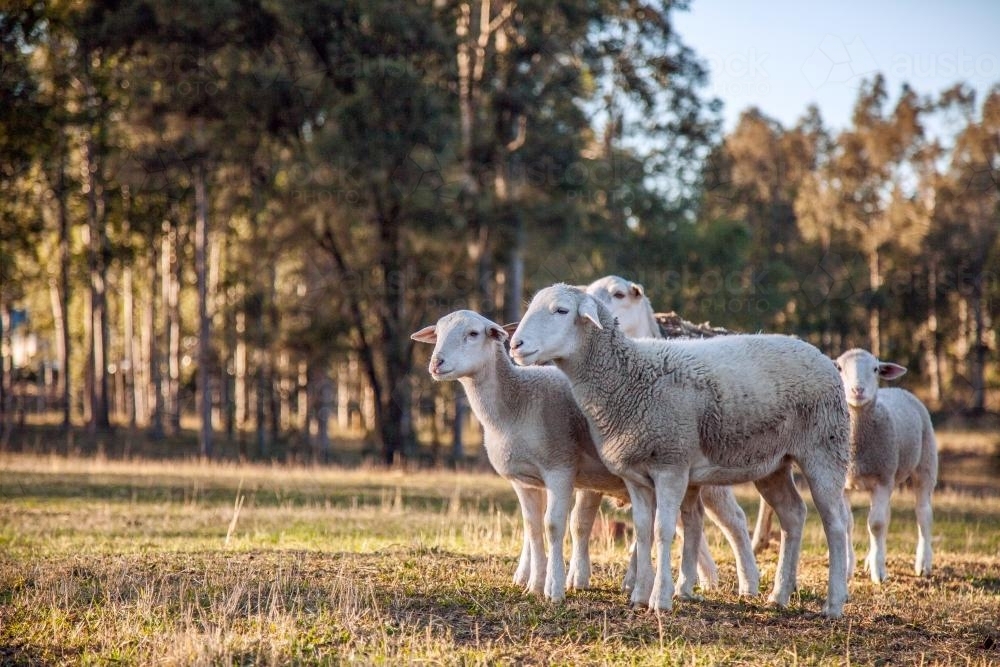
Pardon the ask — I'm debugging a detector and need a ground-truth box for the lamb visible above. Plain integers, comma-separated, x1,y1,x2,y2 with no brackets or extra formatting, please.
585,275,760,597
835,348,938,582
510,284,851,617
749,349,939,582
411,310,630,602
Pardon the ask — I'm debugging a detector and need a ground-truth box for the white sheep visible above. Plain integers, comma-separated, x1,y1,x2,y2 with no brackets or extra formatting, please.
835,348,938,582
585,275,760,597
749,349,939,583
510,284,851,617
411,310,629,602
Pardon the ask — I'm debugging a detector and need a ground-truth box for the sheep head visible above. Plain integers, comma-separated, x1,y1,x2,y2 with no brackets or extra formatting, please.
585,275,656,338
510,283,604,366
834,348,907,408
410,310,508,381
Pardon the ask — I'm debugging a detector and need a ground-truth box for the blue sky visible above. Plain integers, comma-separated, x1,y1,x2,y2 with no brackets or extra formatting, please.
673,0,1000,132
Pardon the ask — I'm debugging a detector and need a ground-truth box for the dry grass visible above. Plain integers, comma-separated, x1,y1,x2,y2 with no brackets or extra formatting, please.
1,442,999,666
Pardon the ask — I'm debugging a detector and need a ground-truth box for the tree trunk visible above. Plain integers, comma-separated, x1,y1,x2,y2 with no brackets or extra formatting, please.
316,370,332,462
123,260,137,427
194,165,213,457
165,221,182,434
85,132,111,432
0,298,6,439
55,151,72,429
867,247,881,358
924,260,942,406
968,275,987,414
147,227,164,440
377,200,414,466
235,310,247,433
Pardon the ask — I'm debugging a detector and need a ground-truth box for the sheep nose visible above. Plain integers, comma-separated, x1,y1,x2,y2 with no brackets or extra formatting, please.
430,355,445,369
510,338,524,350
851,386,865,397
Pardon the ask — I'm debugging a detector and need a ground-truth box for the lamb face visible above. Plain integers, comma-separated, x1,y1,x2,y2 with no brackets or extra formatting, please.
585,276,655,339
410,310,508,381
835,348,906,408
510,284,601,366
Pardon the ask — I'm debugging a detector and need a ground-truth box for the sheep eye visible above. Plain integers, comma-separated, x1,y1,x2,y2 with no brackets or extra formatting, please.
613,292,625,300
468,331,479,338
555,307,570,315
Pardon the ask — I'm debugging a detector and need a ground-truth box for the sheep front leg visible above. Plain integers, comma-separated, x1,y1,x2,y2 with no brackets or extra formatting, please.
542,470,575,602
649,467,690,612
676,486,705,600
511,481,546,595
703,485,760,597
567,489,602,590
623,479,656,608
865,483,893,584
753,465,806,608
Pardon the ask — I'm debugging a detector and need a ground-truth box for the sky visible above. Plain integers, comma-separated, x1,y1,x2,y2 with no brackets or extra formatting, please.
673,0,1000,133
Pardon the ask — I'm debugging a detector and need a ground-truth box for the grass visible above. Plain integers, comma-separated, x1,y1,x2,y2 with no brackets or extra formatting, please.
1,432,1000,666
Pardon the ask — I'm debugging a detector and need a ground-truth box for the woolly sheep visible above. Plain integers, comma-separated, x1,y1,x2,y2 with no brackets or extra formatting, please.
750,349,939,582
836,348,938,582
510,284,851,617
585,275,760,597
411,310,630,603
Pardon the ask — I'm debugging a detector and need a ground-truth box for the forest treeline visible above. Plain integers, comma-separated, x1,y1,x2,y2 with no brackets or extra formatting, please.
1,1,997,465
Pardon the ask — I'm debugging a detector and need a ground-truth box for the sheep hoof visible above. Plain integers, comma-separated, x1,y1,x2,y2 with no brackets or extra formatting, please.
822,602,845,619
676,591,704,602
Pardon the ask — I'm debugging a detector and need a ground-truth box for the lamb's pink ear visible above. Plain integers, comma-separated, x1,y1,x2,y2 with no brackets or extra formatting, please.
629,282,645,298
410,325,438,344
501,322,519,337
878,361,907,381
488,323,509,341
577,296,603,329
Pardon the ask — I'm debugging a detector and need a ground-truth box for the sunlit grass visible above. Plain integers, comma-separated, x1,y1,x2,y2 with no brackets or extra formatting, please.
1,448,999,665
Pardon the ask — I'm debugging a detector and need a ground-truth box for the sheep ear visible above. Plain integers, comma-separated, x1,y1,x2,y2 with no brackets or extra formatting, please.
878,362,907,381
410,325,438,344
577,297,603,329
629,282,645,298
488,323,509,341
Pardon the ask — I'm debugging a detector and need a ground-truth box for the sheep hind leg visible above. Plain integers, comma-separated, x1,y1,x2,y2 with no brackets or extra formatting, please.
914,475,934,577
703,485,760,597
801,459,850,619
622,537,637,594
567,489,602,590
844,491,856,581
751,500,775,555
676,486,706,600
865,483,892,584
511,481,546,595
690,488,718,591
753,465,806,609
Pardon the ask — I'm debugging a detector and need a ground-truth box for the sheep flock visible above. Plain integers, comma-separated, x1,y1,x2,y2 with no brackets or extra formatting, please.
411,276,940,620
